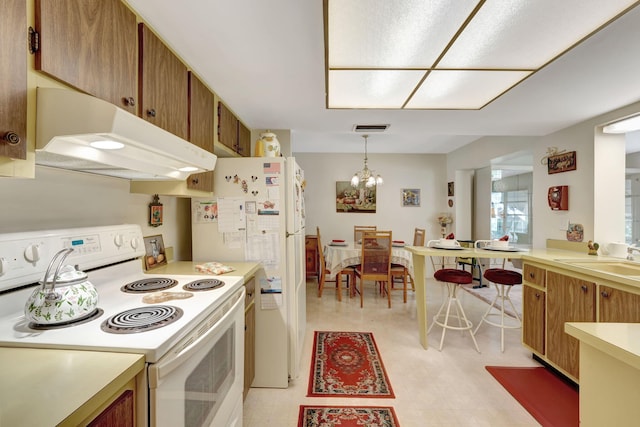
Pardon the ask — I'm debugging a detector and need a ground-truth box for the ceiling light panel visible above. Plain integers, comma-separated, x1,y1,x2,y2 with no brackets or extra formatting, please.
328,0,480,68
406,70,532,109
329,70,425,108
438,0,640,69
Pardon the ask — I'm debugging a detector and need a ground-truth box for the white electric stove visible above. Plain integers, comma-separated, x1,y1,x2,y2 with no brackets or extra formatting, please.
0,224,246,426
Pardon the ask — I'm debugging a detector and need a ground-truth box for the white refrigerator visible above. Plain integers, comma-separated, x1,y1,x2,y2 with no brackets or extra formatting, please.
192,157,306,388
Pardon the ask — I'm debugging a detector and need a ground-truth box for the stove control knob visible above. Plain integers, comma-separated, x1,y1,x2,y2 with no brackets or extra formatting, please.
114,234,124,247
130,237,140,250
24,244,40,263
0,258,8,276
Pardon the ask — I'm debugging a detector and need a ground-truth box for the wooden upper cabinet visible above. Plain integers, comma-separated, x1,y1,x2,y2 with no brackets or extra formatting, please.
187,72,214,191
35,0,137,114
218,102,239,152
238,122,251,157
138,23,188,140
0,0,27,160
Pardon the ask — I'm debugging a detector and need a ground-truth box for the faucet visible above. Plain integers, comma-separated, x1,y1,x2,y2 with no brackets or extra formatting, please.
627,246,640,261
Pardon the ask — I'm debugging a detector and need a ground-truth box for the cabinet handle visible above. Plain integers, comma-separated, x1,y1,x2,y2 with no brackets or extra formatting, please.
601,291,610,298
2,131,20,145
123,97,136,107
191,178,199,184
581,285,588,292
529,272,535,279
535,293,541,299
146,109,156,118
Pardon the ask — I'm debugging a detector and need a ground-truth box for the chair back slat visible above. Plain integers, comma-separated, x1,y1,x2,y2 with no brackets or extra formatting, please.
413,228,426,246
360,230,392,278
354,225,377,243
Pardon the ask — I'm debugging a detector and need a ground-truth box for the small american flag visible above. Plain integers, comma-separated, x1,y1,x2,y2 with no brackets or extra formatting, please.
263,162,281,174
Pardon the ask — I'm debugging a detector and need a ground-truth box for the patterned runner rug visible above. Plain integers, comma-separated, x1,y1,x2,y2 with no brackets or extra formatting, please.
298,405,400,427
307,331,395,398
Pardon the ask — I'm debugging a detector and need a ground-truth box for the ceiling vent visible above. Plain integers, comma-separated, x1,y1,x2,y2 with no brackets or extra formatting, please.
352,124,390,133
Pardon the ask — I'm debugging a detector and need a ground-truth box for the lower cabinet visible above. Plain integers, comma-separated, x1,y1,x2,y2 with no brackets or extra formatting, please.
599,285,640,322
87,389,134,427
546,271,596,380
522,284,545,354
244,277,256,400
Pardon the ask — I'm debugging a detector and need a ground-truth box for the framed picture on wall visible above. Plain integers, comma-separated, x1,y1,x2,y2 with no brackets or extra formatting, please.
401,188,420,207
447,182,455,197
547,150,577,174
335,181,376,213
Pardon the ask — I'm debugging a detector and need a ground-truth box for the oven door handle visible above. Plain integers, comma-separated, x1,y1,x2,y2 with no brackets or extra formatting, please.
149,288,245,386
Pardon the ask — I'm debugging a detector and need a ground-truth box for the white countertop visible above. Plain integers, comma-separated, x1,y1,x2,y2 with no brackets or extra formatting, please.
0,348,144,426
565,322,640,371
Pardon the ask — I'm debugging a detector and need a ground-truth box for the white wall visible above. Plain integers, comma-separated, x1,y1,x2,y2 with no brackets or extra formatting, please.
0,166,190,259
448,100,640,249
293,152,447,243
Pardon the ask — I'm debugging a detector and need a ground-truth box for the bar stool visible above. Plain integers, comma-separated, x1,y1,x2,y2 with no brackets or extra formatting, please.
428,268,481,353
474,268,522,352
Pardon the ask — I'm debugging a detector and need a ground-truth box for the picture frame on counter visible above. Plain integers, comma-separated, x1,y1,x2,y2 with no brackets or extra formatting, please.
144,234,167,270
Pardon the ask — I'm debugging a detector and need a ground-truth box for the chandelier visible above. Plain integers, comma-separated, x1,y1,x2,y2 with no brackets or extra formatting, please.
351,134,383,188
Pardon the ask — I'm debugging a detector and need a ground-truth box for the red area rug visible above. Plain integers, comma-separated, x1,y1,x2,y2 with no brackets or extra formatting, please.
307,331,394,398
298,405,400,427
486,366,579,427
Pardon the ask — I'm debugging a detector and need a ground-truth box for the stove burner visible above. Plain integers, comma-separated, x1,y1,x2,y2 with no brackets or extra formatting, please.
183,278,225,291
29,308,104,330
121,278,178,293
101,305,183,334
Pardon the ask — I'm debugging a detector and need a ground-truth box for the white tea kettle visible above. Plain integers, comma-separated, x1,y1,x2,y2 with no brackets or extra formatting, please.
24,248,99,324
606,242,629,259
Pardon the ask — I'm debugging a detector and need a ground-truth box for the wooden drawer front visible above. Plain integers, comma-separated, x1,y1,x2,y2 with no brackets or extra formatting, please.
523,264,546,287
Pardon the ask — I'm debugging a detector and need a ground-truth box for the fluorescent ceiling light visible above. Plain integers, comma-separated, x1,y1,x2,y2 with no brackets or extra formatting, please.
603,114,640,133
325,0,640,110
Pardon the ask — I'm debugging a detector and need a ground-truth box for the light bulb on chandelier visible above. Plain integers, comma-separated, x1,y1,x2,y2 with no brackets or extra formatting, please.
351,134,383,188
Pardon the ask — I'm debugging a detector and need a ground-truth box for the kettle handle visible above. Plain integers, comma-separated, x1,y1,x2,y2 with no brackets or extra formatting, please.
42,248,74,292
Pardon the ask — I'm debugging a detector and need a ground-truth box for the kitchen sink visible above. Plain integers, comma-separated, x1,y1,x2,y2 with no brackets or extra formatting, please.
562,260,640,277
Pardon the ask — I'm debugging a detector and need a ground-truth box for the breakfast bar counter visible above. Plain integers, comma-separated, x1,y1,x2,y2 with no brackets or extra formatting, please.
405,244,631,350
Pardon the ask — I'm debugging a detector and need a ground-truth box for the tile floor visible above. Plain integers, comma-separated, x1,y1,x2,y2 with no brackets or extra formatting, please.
243,277,542,426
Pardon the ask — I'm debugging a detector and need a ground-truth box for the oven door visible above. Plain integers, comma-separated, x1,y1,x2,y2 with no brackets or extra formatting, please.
148,288,245,427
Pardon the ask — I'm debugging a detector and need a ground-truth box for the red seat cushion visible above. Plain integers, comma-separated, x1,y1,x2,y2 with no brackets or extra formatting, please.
483,268,522,285
434,268,473,284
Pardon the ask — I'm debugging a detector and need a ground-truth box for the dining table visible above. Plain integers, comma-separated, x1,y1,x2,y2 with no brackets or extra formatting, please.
406,244,528,350
323,240,414,282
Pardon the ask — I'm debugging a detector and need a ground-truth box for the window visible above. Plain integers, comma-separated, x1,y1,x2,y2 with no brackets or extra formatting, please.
490,172,532,244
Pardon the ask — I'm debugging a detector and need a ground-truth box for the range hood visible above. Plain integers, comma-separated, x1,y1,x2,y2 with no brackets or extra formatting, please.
35,87,217,180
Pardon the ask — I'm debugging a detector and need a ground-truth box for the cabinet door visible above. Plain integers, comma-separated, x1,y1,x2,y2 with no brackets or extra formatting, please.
218,102,239,151
139,23,188,139
238,122,251,157
522,285,545,354
187,72,214,191
0,0,27,160
35,0,137,114
243,277,256,400
547,271,595,379
523,263,546,288
599,285,640,322
87,389,134,427
244,302,255,400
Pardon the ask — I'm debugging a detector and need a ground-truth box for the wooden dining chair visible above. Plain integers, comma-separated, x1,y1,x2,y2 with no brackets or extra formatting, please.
390,227,425,297
354,225,377,243
354,230,393,308
316,227,355,301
